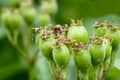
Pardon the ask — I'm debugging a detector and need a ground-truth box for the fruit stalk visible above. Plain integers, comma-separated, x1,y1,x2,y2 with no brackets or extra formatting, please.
94,66,99,80
48,61,58,80
76,68,80,80
101,51,116,80
62,69,67,80
98,64,103,80
29,65,35,80
82,71,89,80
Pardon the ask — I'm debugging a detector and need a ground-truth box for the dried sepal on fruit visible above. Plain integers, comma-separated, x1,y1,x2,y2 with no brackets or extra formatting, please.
93,21,108,37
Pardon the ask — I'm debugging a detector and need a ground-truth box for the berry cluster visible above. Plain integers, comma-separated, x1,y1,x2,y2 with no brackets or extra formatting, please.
33,19,120,80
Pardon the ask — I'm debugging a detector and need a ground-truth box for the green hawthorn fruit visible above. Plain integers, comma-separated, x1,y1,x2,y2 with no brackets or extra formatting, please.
38,13,51,26
22,8,36,26
67,19,88,43
40,37,56,61
40,0,58,15
105,25,120,51
9,10,22,31
103,39,112,61
95,27,106,37
1,9,11,30
52,44,70,69
93,21,107,37
88,37,105,66
74,49,91,73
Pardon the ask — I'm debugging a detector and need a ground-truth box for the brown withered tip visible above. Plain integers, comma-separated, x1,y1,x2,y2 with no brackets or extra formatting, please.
32,27,42,33
72,42,86,50
79,42,86,48
107,24,119,30
52,41,61,48
90,37,103,44
93,20,108,28
72,43,80,50
105,37,112,42
52,25,63,36
62,37,75,44
40,31,51,40
63,24,70,32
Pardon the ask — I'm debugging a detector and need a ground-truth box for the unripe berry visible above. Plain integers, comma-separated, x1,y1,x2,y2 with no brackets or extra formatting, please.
93,21,107,37
40,0,58,15
73,43,91,73
9,9,22,31
52,44,70,69
40,37,56,61
21,5,36,26
67,19,88,43
88,37,105,66
103,38,112,61
37,13,51,26
105,25,120,51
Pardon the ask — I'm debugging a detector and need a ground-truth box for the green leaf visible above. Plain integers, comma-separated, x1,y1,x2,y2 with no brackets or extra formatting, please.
114,59,120,70
105,67,120,80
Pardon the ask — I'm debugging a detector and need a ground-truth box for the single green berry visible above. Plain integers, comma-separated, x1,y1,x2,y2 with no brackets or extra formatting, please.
93,21,107,37
52,44,70,69
105,25,120,51
40,0,58,15
73,43,91,73
40,37,56,61
103,38,112,61
88,37,105,66
1,9,11,30
67,19,88,43
21,7,36,26
38,13,51,26
9,9,22,31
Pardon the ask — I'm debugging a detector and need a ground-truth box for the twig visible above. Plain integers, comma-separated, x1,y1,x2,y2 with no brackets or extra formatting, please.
93,66,99,80
6,30,26,60
76,68,80,80
101,51,116,80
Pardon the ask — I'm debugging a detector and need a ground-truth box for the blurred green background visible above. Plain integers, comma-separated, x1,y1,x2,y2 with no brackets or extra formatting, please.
0,0,120,80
